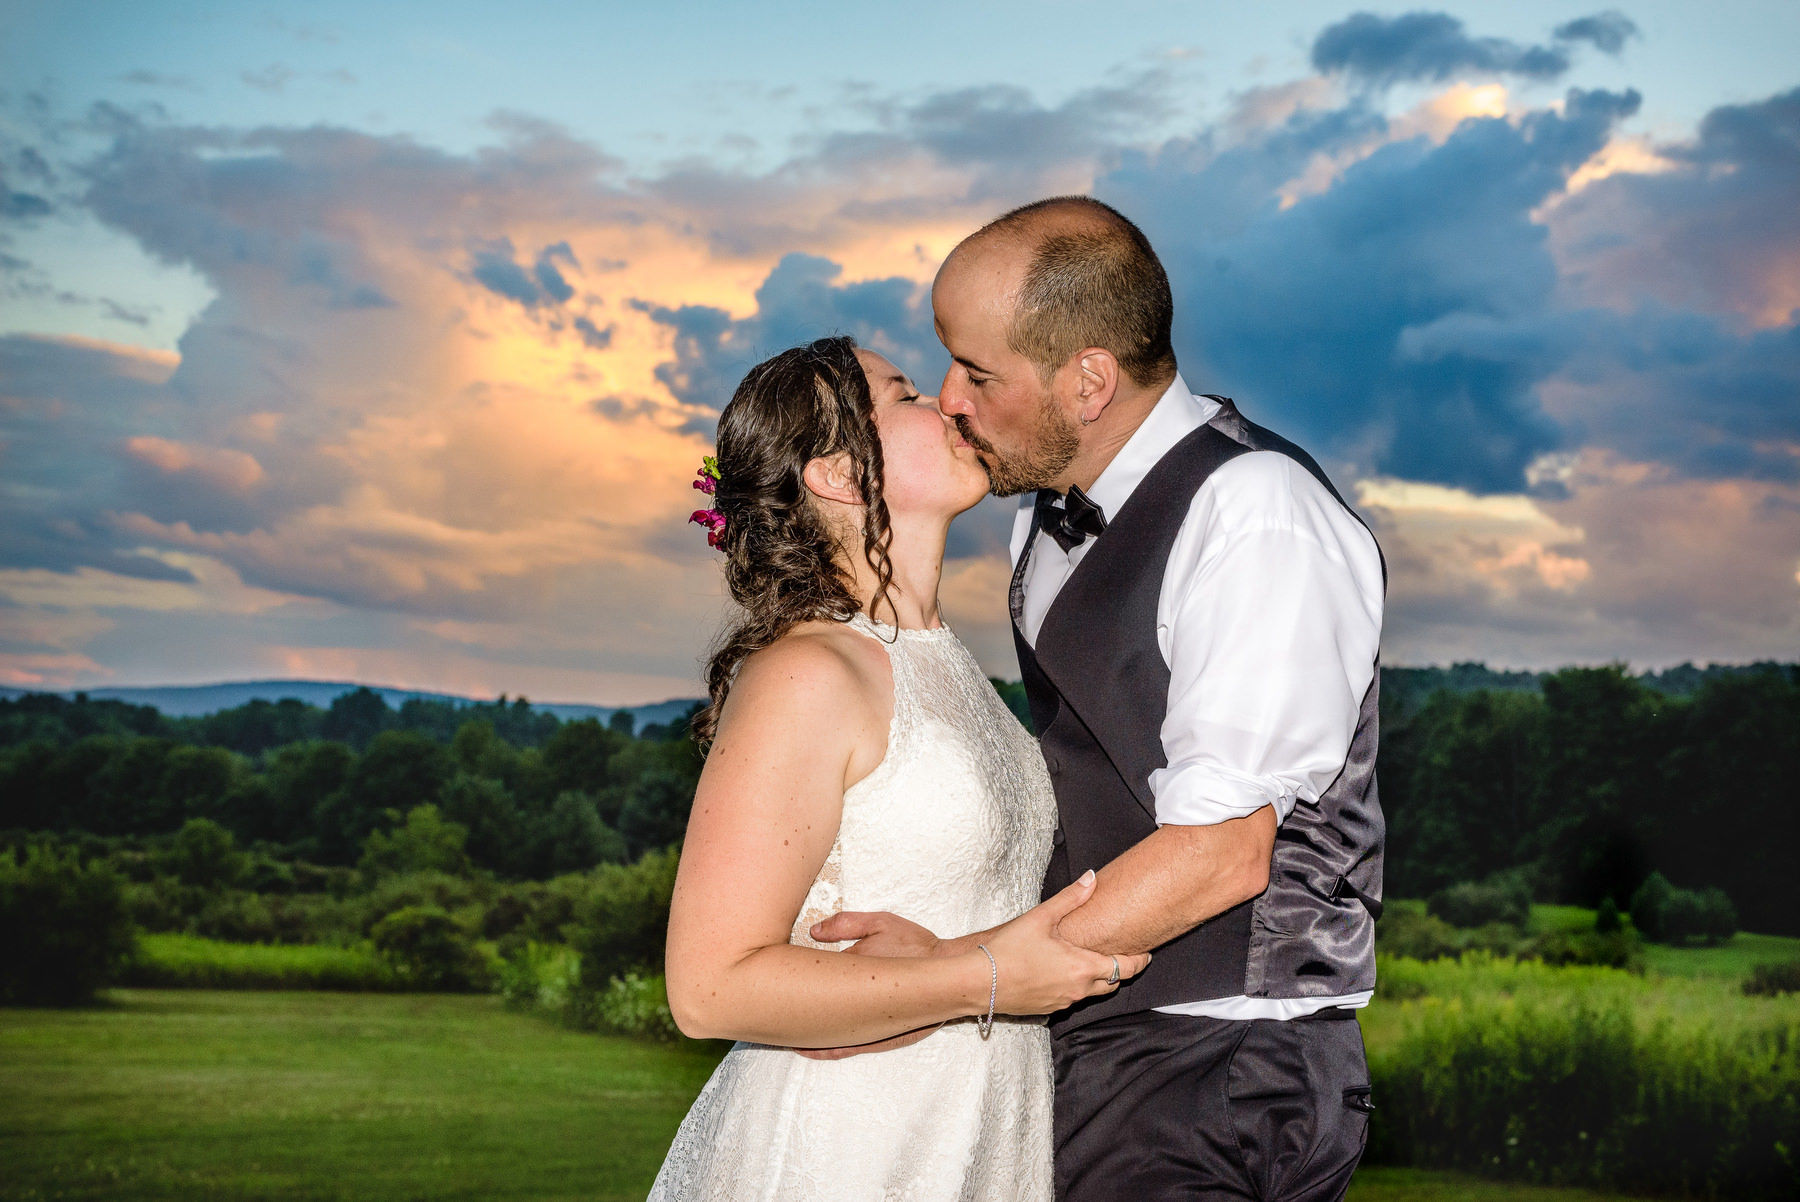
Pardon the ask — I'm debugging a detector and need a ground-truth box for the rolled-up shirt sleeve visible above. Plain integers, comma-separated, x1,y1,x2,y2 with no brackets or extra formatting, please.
1147,452,1383,829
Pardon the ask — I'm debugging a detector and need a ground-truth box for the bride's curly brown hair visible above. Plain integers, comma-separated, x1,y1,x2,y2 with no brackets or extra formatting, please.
690,335,897,752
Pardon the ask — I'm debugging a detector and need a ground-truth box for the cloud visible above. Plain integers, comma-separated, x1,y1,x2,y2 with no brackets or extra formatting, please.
1546,86,1800,329
468,236,544,306
124,436,266,492
1553,12,1639,56
241,65,295,94
1,165,52,218
1104,86,1642,492
638,252,942,419
1310,11,1573,86
5,19,1797,690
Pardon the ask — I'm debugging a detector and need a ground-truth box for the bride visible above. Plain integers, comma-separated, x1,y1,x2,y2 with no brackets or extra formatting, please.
649,336,1147,1201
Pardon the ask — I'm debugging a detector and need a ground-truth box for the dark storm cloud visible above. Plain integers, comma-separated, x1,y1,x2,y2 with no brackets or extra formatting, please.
638,252,943,419
1311,11,1573,85
1103,87,1641,492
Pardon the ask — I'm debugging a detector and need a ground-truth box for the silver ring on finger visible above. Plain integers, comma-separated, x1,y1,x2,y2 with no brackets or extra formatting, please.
1108,956,1120,985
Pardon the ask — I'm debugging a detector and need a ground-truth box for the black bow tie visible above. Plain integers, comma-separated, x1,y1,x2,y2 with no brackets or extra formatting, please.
1036,484,1108,552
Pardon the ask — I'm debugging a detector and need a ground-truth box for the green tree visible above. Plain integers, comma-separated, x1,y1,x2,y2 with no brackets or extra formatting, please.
537,790,629,875
339,730,454,834
156,745,242,825
540,719,627,803
357,804,473,881
263,739,354,849
438,771,528,876
161,817,248,889
321,686,391,749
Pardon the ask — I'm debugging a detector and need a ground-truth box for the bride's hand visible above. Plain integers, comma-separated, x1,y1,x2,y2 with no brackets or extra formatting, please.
981,870,1151,1015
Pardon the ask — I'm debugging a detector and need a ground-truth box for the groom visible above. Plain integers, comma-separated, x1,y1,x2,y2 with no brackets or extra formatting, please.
817,196,1386,1200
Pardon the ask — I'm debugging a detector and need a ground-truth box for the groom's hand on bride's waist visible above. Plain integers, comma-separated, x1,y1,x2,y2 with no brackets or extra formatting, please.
808,910,944,958
793,911,949,1061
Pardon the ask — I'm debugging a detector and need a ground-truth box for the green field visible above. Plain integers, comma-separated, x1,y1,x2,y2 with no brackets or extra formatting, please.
2,987,1680,1202
6,917,1797,1200
0,989,721,1202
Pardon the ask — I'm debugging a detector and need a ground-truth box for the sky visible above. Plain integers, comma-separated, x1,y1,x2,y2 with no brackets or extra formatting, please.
1,2,1797,704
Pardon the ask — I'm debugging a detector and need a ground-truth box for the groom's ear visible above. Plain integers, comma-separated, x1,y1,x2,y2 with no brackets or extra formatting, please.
1074,348,1121,423
802,452,863,506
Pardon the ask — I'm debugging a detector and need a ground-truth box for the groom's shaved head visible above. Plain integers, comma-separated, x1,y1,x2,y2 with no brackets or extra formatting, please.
951,196,1177,388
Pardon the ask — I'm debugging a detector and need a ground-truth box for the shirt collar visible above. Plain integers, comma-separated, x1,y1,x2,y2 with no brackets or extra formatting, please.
1082,373,1221,519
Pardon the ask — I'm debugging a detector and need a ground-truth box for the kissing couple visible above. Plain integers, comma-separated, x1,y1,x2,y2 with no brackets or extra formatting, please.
649,196,1387,1202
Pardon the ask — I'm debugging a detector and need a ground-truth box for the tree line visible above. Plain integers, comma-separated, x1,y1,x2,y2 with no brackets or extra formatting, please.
0,687,701,880
3,660,1795,934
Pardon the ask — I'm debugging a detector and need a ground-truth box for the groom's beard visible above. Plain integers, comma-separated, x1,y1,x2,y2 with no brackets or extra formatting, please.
954,402,1081,498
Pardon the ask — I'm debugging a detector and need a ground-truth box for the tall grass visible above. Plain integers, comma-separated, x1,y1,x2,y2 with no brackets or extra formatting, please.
1368,954,1800,1200
123,931,406,990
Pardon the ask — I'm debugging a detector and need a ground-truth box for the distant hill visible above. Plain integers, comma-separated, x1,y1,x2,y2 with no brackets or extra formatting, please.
4,661,1788,733
0,679,704,734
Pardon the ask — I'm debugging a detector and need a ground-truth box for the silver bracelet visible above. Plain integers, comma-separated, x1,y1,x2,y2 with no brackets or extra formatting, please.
975,943,997,1040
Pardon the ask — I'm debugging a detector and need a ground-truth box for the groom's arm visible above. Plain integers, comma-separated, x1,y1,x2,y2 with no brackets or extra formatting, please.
1053,453,1383,956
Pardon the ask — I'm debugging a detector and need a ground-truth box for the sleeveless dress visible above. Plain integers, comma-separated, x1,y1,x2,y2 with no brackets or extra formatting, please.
647,610,1059,1202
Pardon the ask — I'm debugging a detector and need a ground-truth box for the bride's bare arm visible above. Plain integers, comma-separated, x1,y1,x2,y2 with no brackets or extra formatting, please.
664,632,1137,1048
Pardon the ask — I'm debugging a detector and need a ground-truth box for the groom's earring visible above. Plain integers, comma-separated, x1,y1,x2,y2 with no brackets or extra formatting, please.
1079,413,1097,426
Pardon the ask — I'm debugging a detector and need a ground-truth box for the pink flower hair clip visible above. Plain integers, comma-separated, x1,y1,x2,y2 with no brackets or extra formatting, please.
689,455,726,549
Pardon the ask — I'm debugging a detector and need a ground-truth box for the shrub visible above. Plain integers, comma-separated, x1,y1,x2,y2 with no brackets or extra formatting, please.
1743,960,1800,997
567,847,680,990
593,972,680,1041
1527,928,1645,972
357,869,485,933
1697,886,1738,943
159,817,248,889
369,904,489,991
495,938,580,1013
1629,871,1673,939
1427,877,1531,929
1594,895,1622,933
1375,905,1462,961
1631,872,1738,945
0,841,139,1005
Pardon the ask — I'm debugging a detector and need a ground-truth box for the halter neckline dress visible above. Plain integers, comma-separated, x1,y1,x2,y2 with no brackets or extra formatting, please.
648,609,1058,1201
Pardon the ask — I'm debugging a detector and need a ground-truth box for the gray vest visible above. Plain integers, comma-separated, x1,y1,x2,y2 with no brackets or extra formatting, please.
1012,396,1386,1036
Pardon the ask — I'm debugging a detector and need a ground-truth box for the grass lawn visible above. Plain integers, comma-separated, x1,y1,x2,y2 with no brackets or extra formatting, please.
1640,929,1800,978
0,988,722,1201
1349,1168,1662,1202
2,988,1683,1202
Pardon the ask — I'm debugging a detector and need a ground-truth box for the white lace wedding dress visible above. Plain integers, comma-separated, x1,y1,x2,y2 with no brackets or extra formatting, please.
647,610,1059,1201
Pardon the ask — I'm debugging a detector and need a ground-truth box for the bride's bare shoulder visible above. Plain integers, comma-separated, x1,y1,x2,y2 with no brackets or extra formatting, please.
722,618,891,726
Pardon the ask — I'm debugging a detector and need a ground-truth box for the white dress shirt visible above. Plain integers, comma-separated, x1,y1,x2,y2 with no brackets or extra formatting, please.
1010,373,1384,1020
